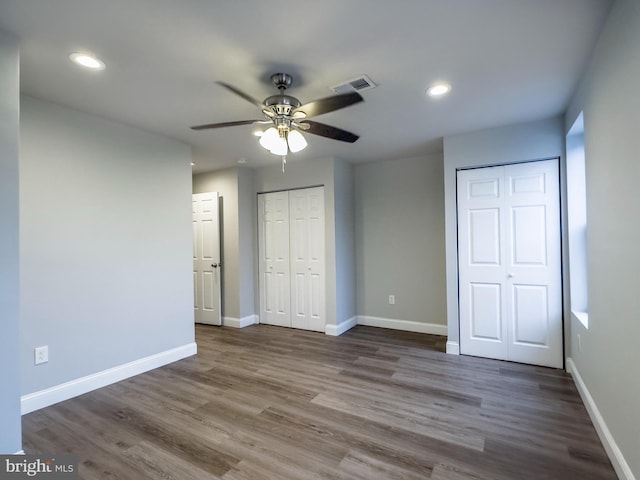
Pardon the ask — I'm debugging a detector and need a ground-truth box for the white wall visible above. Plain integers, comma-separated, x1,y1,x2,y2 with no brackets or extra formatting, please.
442,117,565,352
0,30,21,454
20,96,195,398
354,154,446,331
564,0,640,477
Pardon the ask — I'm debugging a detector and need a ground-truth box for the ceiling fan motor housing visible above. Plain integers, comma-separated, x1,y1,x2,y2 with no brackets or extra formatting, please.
264,94,302,116
264,73,302,116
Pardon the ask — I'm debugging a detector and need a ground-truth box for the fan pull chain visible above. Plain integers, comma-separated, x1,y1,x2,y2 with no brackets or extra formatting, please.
281,155,287,173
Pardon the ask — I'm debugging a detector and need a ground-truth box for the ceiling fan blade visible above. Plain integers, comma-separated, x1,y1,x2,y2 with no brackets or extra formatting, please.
299,120,359,143
190,119,266,130
215,81,264,108
293,92,363,118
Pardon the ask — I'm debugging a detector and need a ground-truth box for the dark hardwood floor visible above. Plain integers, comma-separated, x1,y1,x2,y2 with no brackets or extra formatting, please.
22,325,617,479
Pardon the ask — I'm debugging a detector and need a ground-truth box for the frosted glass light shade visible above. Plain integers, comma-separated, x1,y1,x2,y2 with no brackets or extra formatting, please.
259,127,280,150
287,130,307,153
269,136,288,156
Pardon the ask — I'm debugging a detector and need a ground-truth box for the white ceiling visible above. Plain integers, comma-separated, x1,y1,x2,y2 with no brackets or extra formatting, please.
0,0,612,173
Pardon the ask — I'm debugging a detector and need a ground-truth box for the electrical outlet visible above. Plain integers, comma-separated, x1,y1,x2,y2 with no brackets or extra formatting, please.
34,346,48,365
389,294,396,305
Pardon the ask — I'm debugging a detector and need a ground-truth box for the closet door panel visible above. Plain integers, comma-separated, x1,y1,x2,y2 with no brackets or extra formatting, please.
258,192,291,327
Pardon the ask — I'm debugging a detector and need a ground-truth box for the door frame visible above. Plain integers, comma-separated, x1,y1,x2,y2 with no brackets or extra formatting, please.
454,157,565,367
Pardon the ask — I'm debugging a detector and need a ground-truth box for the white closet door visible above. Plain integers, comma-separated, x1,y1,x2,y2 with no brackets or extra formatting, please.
458,159,562,368
193,192,221,325
258,191,291,327
457,166,509,360
504,161,562,367
258,187,325,332
289,187,325,332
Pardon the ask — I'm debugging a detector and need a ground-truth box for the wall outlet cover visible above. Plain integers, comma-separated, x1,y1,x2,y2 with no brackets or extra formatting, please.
35,346,49,365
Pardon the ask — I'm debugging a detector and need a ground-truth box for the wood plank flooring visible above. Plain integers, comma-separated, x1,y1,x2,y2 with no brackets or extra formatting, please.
22,325,617,479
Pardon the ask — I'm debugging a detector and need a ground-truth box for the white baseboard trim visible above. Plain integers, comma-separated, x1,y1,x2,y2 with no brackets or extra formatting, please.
566,358,635,480
356,316,447,336
21,342,197,415
446,341,460,355
325,316,357,336
223,315,259,328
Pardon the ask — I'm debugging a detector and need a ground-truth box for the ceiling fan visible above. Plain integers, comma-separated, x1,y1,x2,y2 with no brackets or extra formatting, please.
190,73,364,168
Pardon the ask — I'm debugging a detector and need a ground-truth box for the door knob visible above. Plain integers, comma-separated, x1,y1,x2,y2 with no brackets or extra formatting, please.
508,273,515,278
211,263,218,268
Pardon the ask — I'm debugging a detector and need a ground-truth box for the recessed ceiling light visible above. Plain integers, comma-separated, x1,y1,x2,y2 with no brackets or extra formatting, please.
69,52,105,70
427,82,451,97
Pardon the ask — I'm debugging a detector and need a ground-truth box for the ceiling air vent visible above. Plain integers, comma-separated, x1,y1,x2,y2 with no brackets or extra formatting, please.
331,75,377,94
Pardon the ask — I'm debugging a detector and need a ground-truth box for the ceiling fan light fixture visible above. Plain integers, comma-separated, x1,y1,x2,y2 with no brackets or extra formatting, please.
191,73,364,168
259,127,280,150
269,136,288,156
287,130,307,153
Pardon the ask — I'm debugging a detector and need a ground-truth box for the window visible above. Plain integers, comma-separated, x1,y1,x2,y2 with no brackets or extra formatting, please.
566,113,589,328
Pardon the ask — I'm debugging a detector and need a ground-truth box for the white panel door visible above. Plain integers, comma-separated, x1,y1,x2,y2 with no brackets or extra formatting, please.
193,192,221,325
258,187,325,332
504,161,562,367
258,191,291,327
458,166,508,360
458,159,562,368
289,187,325,332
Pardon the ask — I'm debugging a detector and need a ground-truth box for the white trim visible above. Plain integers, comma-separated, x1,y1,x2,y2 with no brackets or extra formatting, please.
566,358,635,480
356,316,448,336
223,315,259,328
14,450,25,455
21,343,197,415
446,341,460,355
325,316,357,336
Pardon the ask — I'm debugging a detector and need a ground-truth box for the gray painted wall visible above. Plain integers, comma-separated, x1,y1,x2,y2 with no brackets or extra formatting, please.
192,167,242,319
442,117,564,349
0,30,21,454
564,0,640,476
237,167,256,319
333,160,357,324
20,96,195,394
354,154,446,325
